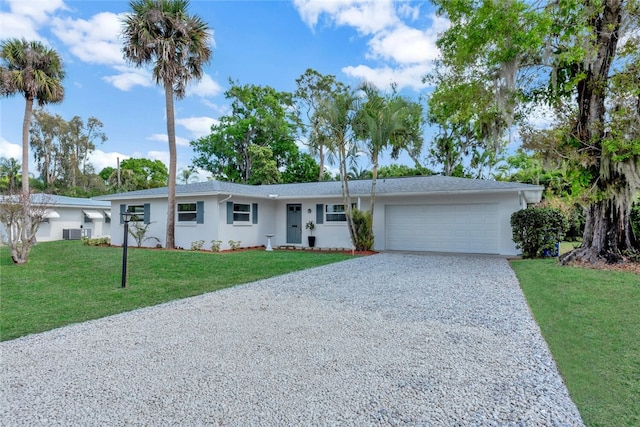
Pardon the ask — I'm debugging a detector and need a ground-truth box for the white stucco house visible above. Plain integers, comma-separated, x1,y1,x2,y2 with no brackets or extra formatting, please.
97,176,543,256
0,194,111,243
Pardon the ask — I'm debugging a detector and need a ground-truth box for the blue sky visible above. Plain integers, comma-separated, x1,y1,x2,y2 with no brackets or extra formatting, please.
0,0,448,180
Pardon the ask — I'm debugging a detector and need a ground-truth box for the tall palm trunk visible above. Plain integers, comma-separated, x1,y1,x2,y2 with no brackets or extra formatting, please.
370,155,378,223
20,97,33,259
21,97,33,195
338,139,357,246
164,81,176,249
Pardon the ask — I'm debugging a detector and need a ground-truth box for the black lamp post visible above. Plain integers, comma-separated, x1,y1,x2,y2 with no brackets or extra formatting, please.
120,212,135,288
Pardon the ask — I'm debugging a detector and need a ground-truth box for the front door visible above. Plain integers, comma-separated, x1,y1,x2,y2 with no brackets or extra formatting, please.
286,204,302,244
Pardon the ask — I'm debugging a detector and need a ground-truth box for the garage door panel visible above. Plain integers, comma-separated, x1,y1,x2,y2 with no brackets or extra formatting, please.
385,204,499,254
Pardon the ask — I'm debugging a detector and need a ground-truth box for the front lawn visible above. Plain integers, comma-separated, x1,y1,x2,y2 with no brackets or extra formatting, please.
0,240,354,341
511,259,640,427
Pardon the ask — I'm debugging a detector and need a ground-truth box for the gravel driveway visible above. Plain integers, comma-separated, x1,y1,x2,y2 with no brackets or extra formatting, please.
1,253,583,426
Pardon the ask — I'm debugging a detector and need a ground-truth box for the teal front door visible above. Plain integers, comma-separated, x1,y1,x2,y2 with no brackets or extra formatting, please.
286,204,302,244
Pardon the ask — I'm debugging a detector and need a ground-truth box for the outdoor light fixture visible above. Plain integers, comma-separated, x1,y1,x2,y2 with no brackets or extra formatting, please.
120,211,136,288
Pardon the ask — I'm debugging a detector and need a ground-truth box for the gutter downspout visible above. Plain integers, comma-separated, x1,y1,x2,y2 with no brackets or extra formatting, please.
218,194,232,205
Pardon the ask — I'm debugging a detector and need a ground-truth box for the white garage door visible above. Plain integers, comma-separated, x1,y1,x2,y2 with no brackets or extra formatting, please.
385,204,500,254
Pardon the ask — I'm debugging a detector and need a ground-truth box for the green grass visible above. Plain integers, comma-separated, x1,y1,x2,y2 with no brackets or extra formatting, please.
511,259,640,427
0,240,353,342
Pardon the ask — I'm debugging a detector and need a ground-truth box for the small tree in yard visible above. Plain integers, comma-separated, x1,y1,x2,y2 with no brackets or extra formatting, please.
0,192,49,264
128,220,160,248
511,207,569,259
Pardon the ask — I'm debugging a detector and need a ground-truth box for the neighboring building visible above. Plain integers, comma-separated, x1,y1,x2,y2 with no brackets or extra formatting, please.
0,194,111,243
97,176,543,256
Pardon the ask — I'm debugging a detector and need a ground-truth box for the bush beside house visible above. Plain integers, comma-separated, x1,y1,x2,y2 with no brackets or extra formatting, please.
511,207,569,258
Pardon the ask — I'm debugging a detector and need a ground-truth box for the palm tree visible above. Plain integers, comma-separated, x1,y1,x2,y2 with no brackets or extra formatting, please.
121,0,212,249
0,38,65,195
354,83,423,222
178,166,197,184
316,88,360,246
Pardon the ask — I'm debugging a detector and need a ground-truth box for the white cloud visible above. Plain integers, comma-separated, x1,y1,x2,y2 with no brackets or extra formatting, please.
293,0,355,29
201,99,230,115
0,0,66,40
186,74,223,98
147,150,170,166
342,63,431,91
0,137,22,159
51,12,124,65
5,0,66,24
334,1,398,35
368,22,441,65
87,149,129,172
104,66,222,96
397,3,421,21
147,134,190,147
0,12,41,40
293,2,448,93
293,0,397,34
176,117,218,139
103,66,153,91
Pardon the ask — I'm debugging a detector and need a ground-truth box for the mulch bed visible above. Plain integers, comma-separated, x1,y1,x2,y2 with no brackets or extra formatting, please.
219,247,378,256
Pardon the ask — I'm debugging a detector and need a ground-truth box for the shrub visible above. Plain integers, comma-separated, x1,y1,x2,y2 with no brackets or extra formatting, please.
538,197,585,241
128,221,160,248
210,240,222,252
228,240,241,250
349,208,374,251
190,240,205,251
81,236,111,247
511,207,569,258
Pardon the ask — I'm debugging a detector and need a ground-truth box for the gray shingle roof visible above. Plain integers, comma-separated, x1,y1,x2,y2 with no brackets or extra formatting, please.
96,176,543,201
0,194,110,208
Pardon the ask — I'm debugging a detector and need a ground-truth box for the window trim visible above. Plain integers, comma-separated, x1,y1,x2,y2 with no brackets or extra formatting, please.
121,203,150,224
325,203,357,222
177,202,198,223
233,203,251,223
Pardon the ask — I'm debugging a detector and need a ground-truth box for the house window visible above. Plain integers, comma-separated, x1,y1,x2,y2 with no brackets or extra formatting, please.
233,203,251,222
178,203,197,222
104,211,111,224
120,203,150,224
325,204,357,222
83,210,103,223
127,204,144,222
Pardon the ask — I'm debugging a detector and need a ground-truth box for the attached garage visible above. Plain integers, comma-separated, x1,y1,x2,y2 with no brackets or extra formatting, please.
385,204,500,254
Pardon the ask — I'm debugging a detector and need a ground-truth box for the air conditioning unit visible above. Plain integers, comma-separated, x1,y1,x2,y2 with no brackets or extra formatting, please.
62,229,82,240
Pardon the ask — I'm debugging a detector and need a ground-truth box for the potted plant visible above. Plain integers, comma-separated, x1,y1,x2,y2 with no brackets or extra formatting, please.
305,220,316,247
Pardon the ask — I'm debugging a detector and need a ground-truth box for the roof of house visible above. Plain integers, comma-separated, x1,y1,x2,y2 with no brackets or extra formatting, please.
1,194,110,208
32,194,110,208
96,176,544,201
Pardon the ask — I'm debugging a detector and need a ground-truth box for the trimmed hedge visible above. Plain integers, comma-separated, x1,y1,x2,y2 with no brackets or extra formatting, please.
511,207,568,258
